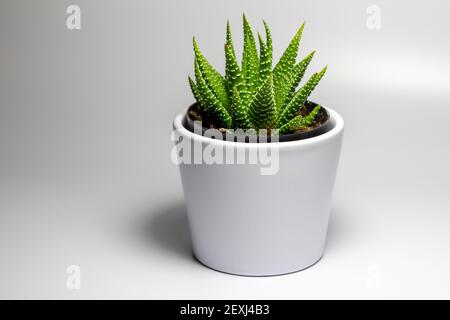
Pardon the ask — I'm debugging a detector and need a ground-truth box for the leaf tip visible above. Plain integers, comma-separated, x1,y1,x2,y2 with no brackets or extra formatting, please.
257,32,264,43
243,13,251,29
292,22,305,40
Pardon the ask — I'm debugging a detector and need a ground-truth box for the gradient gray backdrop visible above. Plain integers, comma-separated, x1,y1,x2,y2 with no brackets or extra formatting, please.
1,0,449,299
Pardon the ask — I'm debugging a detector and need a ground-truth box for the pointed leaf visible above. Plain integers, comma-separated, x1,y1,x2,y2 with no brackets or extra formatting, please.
301,105,321,127
281,50,315,109
225,31,245,98
242,15,259,102
274,72,292,114
258,32,272,87
188,76,204,107
277,66,327,127
273,23,305,109
248,74,277,129
231,86,252,129
263,20,272,55
194,59,232,128
273,22,305,87
277,105,322,134
193,37,230,111
278,115,303,135
226,20,236,60
257,21,272,87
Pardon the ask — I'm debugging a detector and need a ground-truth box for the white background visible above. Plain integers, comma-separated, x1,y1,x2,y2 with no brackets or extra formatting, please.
0,0,449,299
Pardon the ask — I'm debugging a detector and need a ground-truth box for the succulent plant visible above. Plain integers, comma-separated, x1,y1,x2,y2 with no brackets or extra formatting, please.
188,15,327,135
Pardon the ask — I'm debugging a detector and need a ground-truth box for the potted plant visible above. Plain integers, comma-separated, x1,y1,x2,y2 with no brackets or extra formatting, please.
172,15,344,276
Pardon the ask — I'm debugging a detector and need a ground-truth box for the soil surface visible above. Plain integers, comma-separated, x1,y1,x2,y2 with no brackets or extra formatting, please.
188,101,329,134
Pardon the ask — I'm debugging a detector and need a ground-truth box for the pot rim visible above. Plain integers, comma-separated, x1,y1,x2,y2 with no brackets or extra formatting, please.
173,106,344,149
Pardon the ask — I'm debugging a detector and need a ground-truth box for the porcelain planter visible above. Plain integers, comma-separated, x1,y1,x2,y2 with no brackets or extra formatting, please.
172,107,344,276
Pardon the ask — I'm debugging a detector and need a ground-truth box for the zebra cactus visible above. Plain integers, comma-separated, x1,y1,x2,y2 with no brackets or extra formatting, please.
188,15,327,134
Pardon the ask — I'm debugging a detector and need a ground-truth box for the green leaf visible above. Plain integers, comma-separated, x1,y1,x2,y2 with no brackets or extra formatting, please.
281,50,315,109
257,33,272,88
274,76,290,116
277,66,327,127
263,20,272,55
248,74,277,129
194,59,232,128
278,115,303,135
277,105,322,134
231,86,252,129
301,105,321,127
273,22,304,85
193,37,230,112
273,22,305,109
226,20,236,60
225,26,245,98
257,21,272,87
241,15,259,103
188,76,204,107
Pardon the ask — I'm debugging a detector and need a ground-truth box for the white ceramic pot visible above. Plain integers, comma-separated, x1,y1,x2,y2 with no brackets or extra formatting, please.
172,107,344,276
